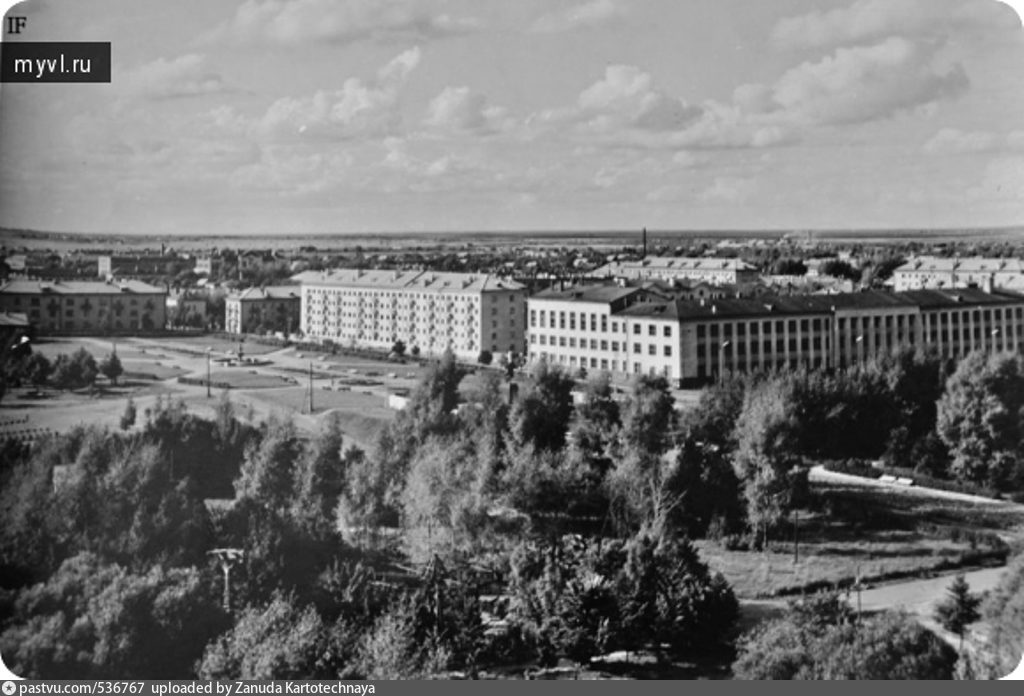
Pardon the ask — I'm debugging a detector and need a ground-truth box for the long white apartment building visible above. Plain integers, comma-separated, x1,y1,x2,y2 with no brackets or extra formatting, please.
893,256,1024,293
592,256,760,285
528,284,1024,385
300,269,527,360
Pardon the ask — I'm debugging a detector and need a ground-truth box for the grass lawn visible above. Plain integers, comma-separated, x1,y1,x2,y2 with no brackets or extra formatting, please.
697,475,1024,599
121,359,186,381
154,335,282,356
206,369,299,389
239,386,394,450
697,536,984,599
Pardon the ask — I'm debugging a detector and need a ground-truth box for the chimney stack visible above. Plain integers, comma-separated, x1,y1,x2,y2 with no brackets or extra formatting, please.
642,227,647,259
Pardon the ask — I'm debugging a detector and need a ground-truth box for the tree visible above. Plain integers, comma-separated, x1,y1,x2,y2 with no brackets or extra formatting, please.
969,551,1024,679
391,340,406,357
934,574,981,650
477,349,493,366
936,352,1024,491
234,414,303,512
198,593,333,680
621,374,677,457
733,605,957,680
0,553,228,679
732,379,806,547
291,413,347,537
23,352,51,391
508,361,575,453
51,348,98,390
119,397,137,431
100,352,124,386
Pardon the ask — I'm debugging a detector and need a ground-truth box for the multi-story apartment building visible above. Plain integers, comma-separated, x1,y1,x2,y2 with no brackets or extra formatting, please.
300,270,527,360
0,279,167,334
893,256,1024,292
592,256,760,285
528,285,1024,385
225,286,301,335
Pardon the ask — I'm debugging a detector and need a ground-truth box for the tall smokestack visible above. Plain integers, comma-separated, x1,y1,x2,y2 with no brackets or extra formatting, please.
642,227,647,258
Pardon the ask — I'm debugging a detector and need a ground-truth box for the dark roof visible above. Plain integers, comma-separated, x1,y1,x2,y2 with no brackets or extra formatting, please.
897,288,1024,309
617,289,1024,322
532,285,642,304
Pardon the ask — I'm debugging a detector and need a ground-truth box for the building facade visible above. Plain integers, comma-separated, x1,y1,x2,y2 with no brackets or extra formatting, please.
0,279,167,334
225,286,301,335
300,270,527,360
527,285,1024,384
893,256,1024,292
592,256,760,285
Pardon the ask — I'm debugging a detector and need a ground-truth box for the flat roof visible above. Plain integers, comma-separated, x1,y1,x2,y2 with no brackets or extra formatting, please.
303,269,524,293
532,285,642,304
0,279,166,295
232,285,302,301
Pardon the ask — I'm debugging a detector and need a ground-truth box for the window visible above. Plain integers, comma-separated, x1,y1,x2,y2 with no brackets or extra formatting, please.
633,343,641,354
569,337,576,348
530,310,536,327
649,345,656,355
633,324,641,335
612,322,619,332
663,325,672,338
600,340,608,350
570,313,576,330
648,325,656,336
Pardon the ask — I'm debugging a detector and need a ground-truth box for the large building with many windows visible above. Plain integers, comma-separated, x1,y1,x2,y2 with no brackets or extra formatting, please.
300,270,527,360
0,279,167,334
528,285,1024,384
893,256,1024,292
591,256,760,285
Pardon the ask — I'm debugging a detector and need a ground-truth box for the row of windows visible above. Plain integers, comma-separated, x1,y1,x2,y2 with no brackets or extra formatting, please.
535,352,673,377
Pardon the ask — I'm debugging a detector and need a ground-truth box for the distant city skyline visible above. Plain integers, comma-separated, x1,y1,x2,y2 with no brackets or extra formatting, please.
1,0,1023,236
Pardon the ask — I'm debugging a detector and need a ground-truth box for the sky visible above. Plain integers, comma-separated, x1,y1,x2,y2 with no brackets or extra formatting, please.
0,0,1023,236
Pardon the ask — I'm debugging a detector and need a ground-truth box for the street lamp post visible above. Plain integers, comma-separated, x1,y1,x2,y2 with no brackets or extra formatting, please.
208,548,244,612
718,340,731,382
206,347,212,398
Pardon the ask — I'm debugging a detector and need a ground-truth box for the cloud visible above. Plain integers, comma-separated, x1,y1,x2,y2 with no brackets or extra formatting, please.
700,176,756,203
208,0,478,45
924,128,1000,154
239,47,421,141
573,64,703,132
765,37,968,126
424,86,510,134
771,0,1020,50
530,0,628,34
534,39,966,152
118,54,227,99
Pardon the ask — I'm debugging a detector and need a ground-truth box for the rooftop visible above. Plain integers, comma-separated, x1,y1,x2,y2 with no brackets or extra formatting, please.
0,279,166,295
303,269,525,293
617,288,1024,321
532,285,643,304
594,256,758,275
897,256,1024,274
233,285,302,301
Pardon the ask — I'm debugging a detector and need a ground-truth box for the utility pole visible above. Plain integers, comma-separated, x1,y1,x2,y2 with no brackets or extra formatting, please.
208,548,244,612
793,507,799,564
206,347,212,398
308,360,314,413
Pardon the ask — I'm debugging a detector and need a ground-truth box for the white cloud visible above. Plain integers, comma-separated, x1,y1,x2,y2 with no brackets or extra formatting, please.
424,86,510,133
208,0,478,45
771,0,1020,50
530,0,628,34
924,128,999,154
118,54,227,99
700,176,756,203
966,156,1024,201
243,47,421,141
574,65,702,132
767,37,968,126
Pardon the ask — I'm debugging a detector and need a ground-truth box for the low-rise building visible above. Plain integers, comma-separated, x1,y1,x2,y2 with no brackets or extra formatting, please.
0,279,167,334
893,256,1024,292
591,256,760,285
225,286,301,335
300,269,527,360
